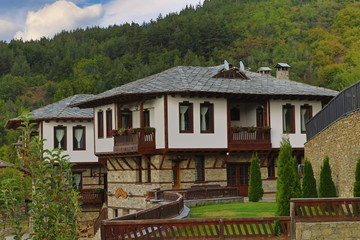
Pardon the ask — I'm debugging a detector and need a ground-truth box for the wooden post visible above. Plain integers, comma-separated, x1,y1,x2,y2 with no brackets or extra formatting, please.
290,200,296,240
100,220,106,240
219,219,225,240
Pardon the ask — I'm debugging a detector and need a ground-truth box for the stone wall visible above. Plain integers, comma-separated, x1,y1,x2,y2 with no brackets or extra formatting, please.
305,110,360,197
296,221,360,240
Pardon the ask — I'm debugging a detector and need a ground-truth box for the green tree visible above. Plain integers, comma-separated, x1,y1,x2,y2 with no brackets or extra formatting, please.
302,159,318,198
275,136,301,216
353,158,360,197
17,115,81,239
248,154,264,202
319,156,337,198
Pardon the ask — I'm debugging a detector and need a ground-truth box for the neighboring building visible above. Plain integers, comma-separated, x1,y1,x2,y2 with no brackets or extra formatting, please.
74,63,337,218
6,94,106,222
0,160,13,168
305,81,360,197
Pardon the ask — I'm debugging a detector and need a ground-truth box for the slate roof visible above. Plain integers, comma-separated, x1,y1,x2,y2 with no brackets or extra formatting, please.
6,94,94,129
75,65,338,108
275,63,291,68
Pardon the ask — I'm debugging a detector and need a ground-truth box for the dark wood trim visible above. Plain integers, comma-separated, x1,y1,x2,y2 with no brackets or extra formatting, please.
106,109,113,138
300,104,313,133
116,104,122,129
107,181,172,184
122,158,134,170
221,154,229,168
186,156,192,169
200,102,214,134
160,154,166,170
132,157,143,170
108,159,118,171
227,99,230,149
97,111,104,139
181,180,227,184
73,125,86,151
142,155,158,170
114,159,125,170
140,101,144,128
164,95,169,150
107,206,143,211
179,101,194,133
54,125,67,150
213,153,220,168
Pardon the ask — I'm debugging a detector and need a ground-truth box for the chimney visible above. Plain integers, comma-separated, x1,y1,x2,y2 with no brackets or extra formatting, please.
274,63,291,80
257,67,272,75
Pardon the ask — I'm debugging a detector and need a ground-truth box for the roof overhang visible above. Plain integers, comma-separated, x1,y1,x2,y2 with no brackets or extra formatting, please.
5,117,93,130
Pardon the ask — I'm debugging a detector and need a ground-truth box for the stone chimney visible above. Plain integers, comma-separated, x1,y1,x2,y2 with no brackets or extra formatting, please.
257,67,272,75
274,63,291,80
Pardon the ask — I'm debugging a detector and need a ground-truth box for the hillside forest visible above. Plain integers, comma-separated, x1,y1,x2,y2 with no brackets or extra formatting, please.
0,0,359,162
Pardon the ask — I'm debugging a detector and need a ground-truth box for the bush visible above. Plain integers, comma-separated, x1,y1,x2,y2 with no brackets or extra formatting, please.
248,154,264,202
302,159,317,198
319,156,337,198
354,158,360,197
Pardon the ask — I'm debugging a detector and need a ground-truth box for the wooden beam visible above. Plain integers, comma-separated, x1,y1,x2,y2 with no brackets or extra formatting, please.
186,156,193,169
213,153,220,168
123,158,134,170
221,154,229,168
140,101,144,128
164,95,169,150
114,159,125,170
108,159,118,171
160,154,166,170
142,155,158,170
132,157,143,170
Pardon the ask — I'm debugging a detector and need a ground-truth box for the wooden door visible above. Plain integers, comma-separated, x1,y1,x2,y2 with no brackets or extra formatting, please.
227,163,250,196
172,162,180,189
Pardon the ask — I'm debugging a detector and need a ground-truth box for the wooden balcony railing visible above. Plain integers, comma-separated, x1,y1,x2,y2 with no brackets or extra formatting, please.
113,128,155,154
291,197,360,222
228,127,271,150
79,189,105,205
101,217,290,239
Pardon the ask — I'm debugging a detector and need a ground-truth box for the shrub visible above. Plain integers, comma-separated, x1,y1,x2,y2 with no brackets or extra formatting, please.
319,156,337,198
302,159,318,198
248,154,264,202
354,158,360,197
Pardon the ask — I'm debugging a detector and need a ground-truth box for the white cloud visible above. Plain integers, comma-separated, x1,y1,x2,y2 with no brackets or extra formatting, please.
0,19,19,42
101,0,202,26
15,0,104,41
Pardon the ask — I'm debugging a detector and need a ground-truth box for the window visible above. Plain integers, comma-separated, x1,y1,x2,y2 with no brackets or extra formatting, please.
73,173,82,190
54,126,67,150
230,107,240,121
283,104,295,133
97,111,104,138
195,156,205,182
106,109,113,138
120,109,132,129
256,106,264,127
200,102,214,133
73,126,85,150
179,102,193,133
143,109,150,127
300,105,312,133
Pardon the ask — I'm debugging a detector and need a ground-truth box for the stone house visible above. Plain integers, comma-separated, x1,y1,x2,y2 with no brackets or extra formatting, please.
305,81,360,197
73,63,337,218
6,94,107,221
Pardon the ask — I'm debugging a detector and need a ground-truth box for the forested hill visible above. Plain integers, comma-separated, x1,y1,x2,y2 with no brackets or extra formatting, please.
0,0,359,161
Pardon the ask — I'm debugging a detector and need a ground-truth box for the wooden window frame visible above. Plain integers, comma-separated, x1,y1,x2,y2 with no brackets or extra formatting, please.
179,102,193,133
106,109,113,138
97,111,104,139
195,156,205,182
282,104,295,134
300,104,313,133
118,108,132,129
143,109,150,127
54,125,67,150
73,125,86,151
200,102,214,134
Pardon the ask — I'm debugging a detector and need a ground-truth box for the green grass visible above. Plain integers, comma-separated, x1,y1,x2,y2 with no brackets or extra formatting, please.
189,202,276,218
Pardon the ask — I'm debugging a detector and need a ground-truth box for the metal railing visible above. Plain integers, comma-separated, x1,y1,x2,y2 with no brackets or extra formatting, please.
306,81,360,140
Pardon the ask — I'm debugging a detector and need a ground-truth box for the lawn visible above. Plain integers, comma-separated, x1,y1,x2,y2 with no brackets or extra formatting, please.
189,202,276,218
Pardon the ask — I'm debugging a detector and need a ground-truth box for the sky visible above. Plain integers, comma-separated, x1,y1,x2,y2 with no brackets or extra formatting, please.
0,0,203,42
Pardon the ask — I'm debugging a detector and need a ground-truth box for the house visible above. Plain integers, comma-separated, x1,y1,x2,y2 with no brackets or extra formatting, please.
305,80,360,197
73,63,337,219
6,94,107,222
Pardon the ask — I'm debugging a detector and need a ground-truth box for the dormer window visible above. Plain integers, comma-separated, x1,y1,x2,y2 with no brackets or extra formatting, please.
54,126,67,150
213,68,249,79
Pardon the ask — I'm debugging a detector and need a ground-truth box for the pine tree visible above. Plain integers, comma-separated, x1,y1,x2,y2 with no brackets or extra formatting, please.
302,159,317,198
353,158,360,197
319,156,337,198
275,136,301,216
248,154,264,202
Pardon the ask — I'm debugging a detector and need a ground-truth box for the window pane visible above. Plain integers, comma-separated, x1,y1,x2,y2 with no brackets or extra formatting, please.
179,105,189,131
55,128,65,149
200,106,209,131
98,111,104,138
230,107,240,121
106,110,112,138
74,127,85,150
301,108,310,132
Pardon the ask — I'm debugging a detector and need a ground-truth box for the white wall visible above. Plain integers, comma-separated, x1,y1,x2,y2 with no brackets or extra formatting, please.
42,120,97,163
270,100,322,148
167,96,227,149
94,104,116,153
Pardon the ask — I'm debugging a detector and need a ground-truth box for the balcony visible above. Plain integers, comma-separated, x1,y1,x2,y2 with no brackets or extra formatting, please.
79,189,104,205
113,128,156,154
228,127,271,151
